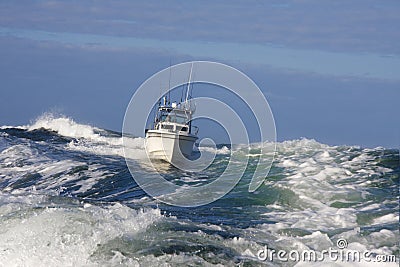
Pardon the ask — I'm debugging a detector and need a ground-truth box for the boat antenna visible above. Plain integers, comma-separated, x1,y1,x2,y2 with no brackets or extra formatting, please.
185,62,193,103
190,71,195,99
180,83,184,103
168,60,172,105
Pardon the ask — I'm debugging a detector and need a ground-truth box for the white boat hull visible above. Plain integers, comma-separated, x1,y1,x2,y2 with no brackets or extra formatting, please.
145,130,197,163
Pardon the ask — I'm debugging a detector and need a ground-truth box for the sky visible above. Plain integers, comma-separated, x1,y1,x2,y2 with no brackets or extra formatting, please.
0,0,399,148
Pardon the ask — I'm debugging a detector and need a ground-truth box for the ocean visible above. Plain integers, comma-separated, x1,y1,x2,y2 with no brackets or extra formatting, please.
0,114,398,266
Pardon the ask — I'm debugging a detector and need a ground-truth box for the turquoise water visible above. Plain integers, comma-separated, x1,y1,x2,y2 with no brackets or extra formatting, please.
0,114,398,266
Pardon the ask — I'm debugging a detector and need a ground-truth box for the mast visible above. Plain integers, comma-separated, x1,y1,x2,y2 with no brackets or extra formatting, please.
168,60,172,105
185,62,193,103
186,63,194,134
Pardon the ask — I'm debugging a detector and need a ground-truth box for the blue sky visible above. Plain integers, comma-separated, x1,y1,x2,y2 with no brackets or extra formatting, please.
0,0,399,148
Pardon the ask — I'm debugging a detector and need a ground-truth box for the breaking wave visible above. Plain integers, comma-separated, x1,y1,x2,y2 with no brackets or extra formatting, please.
0,114,398,266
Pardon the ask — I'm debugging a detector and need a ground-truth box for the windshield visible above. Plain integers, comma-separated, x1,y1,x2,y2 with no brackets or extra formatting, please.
159,112,188,124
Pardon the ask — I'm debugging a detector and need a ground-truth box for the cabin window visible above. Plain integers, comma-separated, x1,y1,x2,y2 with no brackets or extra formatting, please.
161,124,174,130
158,111,188,124
160,115,168,122
177,126,188,132
175,116,187,124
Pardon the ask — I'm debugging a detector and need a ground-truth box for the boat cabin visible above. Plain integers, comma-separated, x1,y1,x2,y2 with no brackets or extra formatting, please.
154,105,193,134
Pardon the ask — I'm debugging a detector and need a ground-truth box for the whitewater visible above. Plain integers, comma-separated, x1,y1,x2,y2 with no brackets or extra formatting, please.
0,114,398,266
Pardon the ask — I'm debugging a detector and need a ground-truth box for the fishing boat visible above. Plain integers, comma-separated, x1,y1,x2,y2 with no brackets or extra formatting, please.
145,66,198,163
